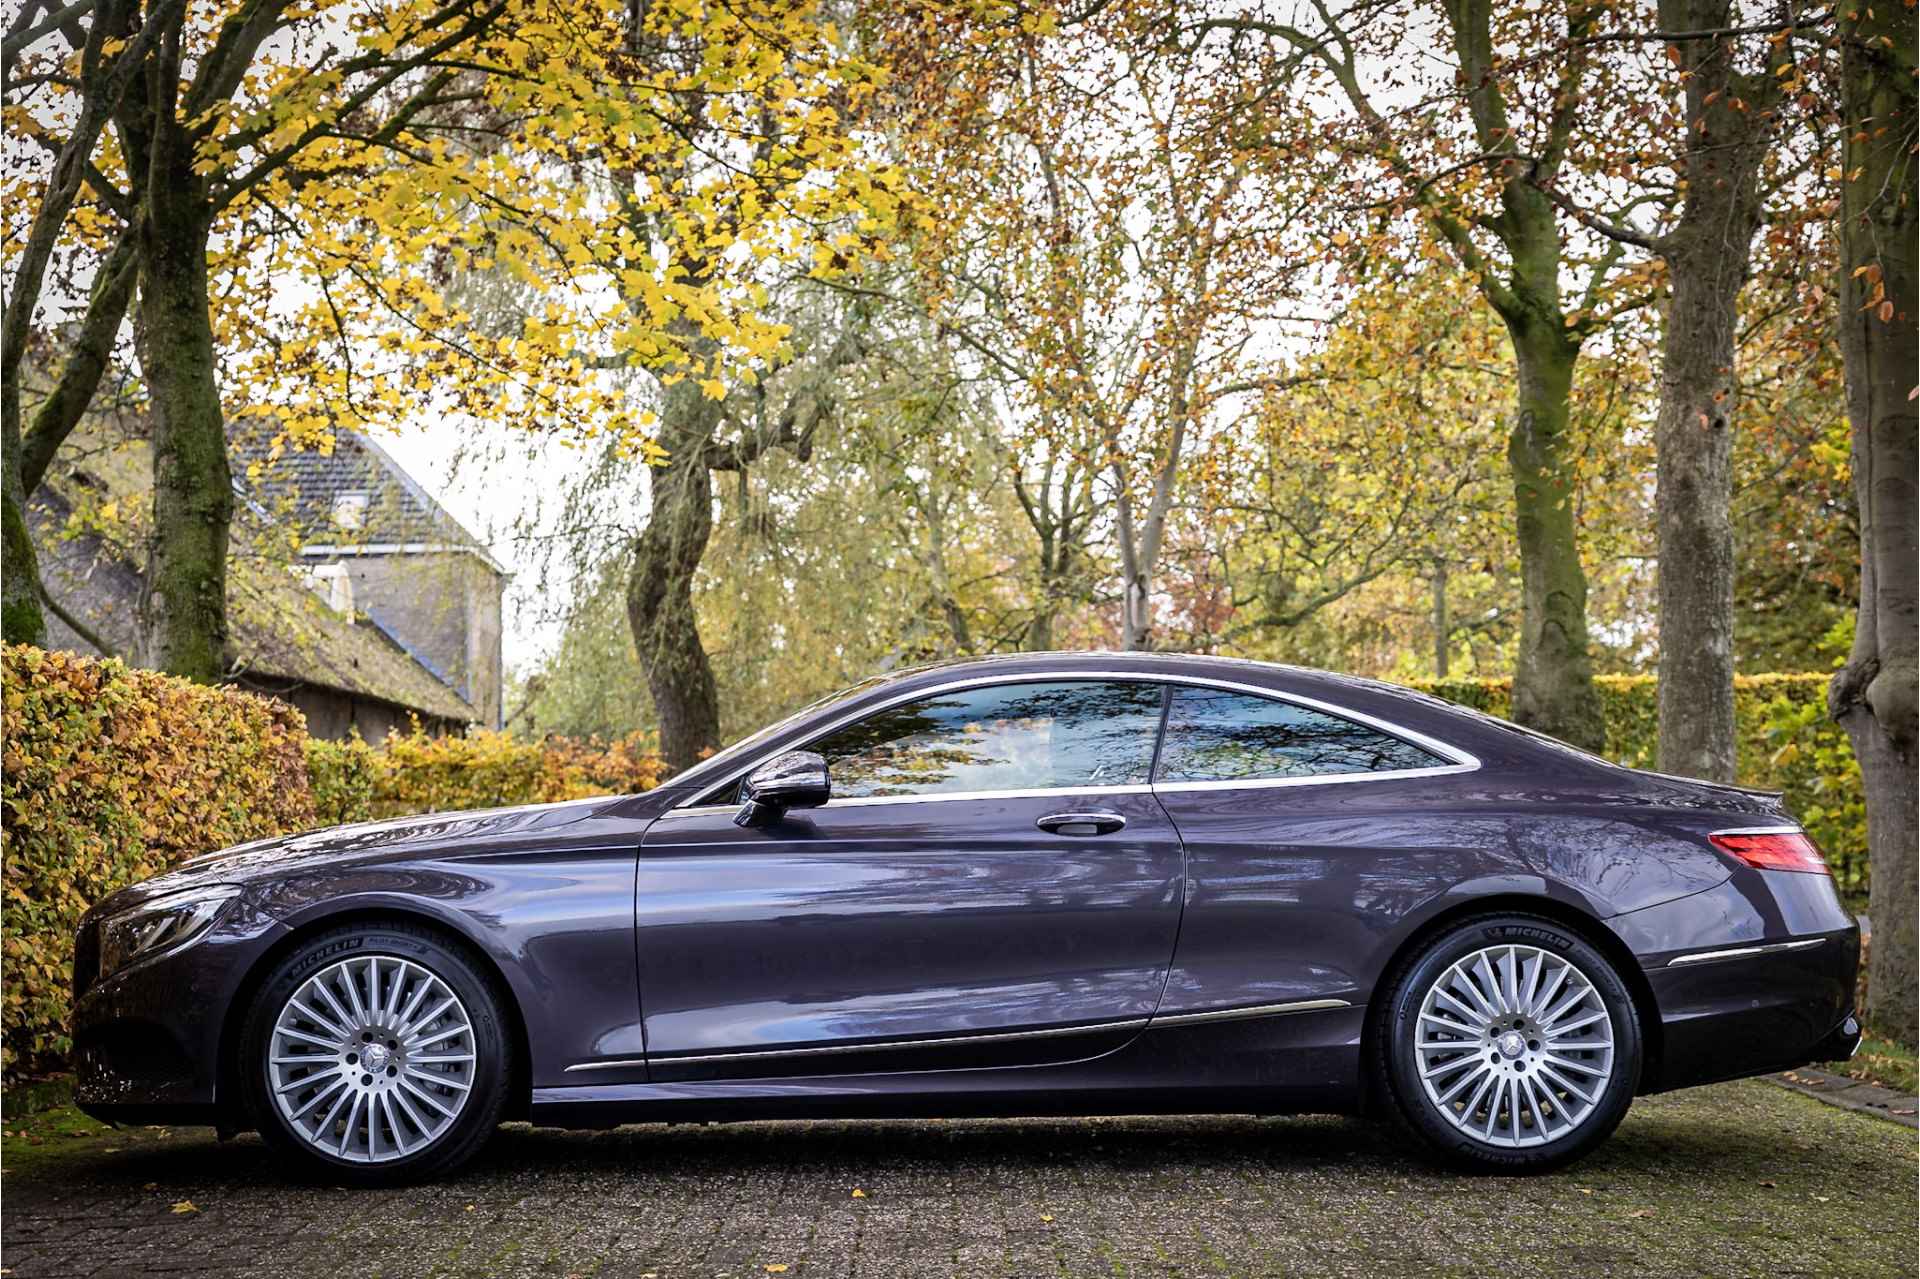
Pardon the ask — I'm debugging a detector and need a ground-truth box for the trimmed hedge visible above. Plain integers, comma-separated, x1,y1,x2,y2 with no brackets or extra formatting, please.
306,725,667,826
1409,674,1866,897
2,646,314,1072
1,645,663,1077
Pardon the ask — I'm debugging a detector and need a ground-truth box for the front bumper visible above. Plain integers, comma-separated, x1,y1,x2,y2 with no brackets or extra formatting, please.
69,907,285,1125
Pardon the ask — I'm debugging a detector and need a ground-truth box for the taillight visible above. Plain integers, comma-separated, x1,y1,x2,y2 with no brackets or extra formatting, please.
1708,829,1831,875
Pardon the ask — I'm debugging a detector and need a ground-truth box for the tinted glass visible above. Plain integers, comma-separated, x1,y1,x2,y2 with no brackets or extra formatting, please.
813,681,1164,799
1156,687,1444,783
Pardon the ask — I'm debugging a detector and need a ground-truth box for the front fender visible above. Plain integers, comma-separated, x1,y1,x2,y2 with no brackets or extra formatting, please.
247,849,644,1088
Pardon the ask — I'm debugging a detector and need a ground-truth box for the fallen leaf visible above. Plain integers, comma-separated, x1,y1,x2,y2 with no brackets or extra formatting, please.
850,1188,866,1198
465,1204,476,1212
1040,1213,1055,1223
104,1147,121,1153
1629,1209,1654,1219
143,1182,158,1191
766,1267,790,1274
170,1201,199,1215
1759,1180,1777,1188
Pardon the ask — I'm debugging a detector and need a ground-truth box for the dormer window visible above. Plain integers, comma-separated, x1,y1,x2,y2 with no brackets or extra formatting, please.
331,491,369,531
306,563,355,615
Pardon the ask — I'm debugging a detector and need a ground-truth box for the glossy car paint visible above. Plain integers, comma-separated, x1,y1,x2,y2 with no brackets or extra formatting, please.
69,652,1861,1134
628,788,1182,1080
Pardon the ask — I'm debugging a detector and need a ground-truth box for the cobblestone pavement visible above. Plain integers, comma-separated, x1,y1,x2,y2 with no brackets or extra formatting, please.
4,1079,1915,1279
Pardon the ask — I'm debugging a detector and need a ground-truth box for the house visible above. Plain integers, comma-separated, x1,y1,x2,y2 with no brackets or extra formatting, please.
31,419,504,741
231,428,508,730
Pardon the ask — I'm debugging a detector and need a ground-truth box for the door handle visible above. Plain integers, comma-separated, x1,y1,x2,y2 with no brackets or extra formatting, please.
1037,811,1127,836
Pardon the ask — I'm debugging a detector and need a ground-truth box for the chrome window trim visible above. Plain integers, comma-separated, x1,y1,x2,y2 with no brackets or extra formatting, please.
1664,937,1827,967
661,670,1481,818
563,998,1353,1072
1149,762,1478,795
1708,825,1806,837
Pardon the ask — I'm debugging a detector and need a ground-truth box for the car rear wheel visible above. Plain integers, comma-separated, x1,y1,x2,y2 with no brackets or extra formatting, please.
240,921,510,1184
1376,913,1641,1173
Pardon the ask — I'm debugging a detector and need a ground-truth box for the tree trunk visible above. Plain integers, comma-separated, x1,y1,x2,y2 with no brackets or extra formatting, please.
1651,0,1776,783
1506,324,1606,752
1829,0,1918,1045
2,230,142,648
1120,568,1151,651
2,413,45,645
626,385,724,776
136,173,232,682
21,230,140,495
1432,561,1450,679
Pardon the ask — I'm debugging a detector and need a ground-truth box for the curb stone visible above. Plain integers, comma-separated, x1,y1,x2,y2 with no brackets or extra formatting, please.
1765,1065,1919,1128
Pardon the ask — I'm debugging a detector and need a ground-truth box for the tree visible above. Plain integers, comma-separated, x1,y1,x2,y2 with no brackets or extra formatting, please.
8,0,893,706
6,0,517,676
1827,0,1916,1044
1530,1,1811,780
891,2,1311,651
1185,0,1662,750
1209,282,1517,659
2,0,164,645
625,304,870,772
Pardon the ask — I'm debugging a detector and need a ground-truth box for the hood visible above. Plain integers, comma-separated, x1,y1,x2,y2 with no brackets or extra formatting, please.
88,795,620,918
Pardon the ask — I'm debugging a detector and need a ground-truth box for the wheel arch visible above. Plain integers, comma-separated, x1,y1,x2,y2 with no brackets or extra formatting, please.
217,906,533,1129
1357,893,1663,1113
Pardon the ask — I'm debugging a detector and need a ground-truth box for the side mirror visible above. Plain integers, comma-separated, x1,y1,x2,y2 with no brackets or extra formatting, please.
735,750,831,827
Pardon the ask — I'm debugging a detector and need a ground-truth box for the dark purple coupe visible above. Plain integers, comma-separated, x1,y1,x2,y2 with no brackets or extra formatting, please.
71,653,1861,1183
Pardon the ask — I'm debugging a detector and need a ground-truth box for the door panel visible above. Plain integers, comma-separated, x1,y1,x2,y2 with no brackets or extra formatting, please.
1150,685,1484,1017
636,789,1183,1078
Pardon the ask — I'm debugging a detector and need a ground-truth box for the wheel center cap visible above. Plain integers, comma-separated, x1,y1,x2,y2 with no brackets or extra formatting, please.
1497,1032,1526,1059
364,1043,392,1071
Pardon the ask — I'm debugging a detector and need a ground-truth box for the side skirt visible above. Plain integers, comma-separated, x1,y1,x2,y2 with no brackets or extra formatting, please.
530,1006,1368,1129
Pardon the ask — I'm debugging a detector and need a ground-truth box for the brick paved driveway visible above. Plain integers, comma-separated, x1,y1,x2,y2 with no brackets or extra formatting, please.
4,1080,1914,1279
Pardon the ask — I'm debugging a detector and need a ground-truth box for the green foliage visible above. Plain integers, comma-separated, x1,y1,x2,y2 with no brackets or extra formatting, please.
1,644,313,1072
2,645,666,1079
1411,674,1867,900
353,723,667,819
305,736,380,828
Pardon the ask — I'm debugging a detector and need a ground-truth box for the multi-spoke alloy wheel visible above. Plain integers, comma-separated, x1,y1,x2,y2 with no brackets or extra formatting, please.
1378,915,1640,1173
244,922,509,1184
267,955,476,1163
1413,943,1615,1148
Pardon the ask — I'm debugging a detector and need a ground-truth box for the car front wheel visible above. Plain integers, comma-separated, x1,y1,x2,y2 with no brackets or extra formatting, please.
1376,913,1642,1173
240,920,510,1184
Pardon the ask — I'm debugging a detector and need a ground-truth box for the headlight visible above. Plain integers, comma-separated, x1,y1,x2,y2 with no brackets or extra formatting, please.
97,885,242,979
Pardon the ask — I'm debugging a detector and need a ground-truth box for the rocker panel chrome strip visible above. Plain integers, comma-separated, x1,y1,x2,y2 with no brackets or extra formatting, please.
1665,937,1827,967
565,1017,1151,1072
563,999,1354,1073
1148,999,1353,1027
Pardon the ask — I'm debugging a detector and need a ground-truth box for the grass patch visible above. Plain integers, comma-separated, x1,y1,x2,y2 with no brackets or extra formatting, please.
2,1075,118,1174
1828,1030,1920,1095
1,1074,201,1176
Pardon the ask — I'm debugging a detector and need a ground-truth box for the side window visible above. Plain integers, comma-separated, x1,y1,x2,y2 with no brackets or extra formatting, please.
1156,687,1444,783
811,681,1164,799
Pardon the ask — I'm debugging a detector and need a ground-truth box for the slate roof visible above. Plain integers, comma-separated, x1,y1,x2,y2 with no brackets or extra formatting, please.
229,424,504,571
